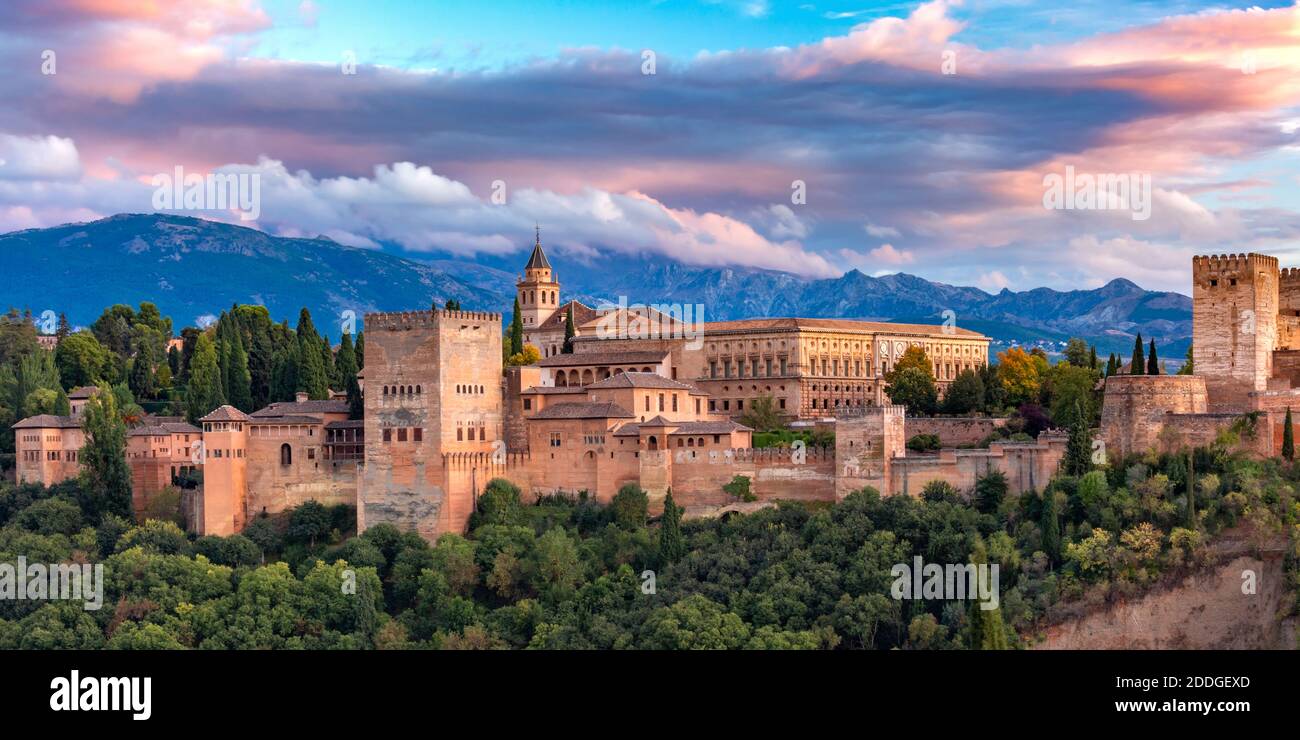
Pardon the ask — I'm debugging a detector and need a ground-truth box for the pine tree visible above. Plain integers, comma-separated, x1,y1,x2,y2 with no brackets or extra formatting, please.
1284,407,1294,461
509,297,525,357
1146,338,1159,375
295,308,329,399
1041,486,1061,564
81,388,133,520
562,305,576,354
658,489,686,565
1130,333,1145,375
186,334,225,422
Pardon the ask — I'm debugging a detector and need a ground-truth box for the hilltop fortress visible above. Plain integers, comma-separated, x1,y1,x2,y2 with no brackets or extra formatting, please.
1101,253,1300,459
14,242,1288,543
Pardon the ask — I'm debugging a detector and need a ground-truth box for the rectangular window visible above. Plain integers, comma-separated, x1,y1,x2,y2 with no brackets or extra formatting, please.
397,428,408,442
383,428,392,442
658,393,665,412
523,398,532,410
550,432,561,448
413,427,422,442
672,395,678,412
778,399,786,409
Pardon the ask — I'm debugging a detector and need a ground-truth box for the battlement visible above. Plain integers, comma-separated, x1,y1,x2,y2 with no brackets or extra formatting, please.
435,309,501,323
364,309,501,331
1192,253,1279,274
363,310,438,330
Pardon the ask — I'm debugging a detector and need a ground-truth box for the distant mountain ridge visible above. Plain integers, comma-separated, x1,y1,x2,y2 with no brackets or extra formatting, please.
0,214,1190,357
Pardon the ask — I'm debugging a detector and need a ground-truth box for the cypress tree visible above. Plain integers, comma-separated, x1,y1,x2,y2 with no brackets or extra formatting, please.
509,297,525,357
1185,449,1197,529
562,305,576,354
1284,407,1295,461
225,327,253,411
355,331,364,370
320,333,337,391
1146,339,1159,375
186,334,225,422
269,344,300,403
296,308,329,399
128,342,156,399
56,312,72,340
1089,345,1098,370
658,489,686,565
1063,400,1092,476
1130,333,1145,375
1041,487,1061,564
337,333,362,420
966,538,1008,650
53,387,71,416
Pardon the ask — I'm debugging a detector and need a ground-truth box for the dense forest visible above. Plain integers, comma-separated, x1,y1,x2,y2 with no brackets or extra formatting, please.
1,419,1295,648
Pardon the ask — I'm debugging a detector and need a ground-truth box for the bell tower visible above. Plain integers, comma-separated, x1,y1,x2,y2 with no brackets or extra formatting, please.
515,227,560,331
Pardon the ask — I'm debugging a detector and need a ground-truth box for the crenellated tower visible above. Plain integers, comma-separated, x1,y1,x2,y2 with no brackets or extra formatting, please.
1192,253,1279,410
357,309,503,541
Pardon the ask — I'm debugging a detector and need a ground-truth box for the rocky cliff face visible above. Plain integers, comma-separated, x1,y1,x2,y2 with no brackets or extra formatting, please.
1035,529,1295,650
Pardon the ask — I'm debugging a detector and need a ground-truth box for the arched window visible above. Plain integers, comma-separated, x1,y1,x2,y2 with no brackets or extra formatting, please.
648,435,659,451
280,444,292,465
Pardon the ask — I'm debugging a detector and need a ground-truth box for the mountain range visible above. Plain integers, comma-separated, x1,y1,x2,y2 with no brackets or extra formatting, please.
0,214,1190,359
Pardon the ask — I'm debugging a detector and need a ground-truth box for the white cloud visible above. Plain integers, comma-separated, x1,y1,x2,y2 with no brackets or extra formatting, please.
864,221,901,239
869,243,914,264
977,270,1010,291
0,135,81,181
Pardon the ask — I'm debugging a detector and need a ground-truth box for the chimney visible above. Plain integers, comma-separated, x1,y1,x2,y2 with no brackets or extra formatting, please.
295,391,309,404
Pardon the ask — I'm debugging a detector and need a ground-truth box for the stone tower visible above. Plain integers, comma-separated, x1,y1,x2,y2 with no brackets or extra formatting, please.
515,227,560,332
1192,253,1278,410
357,309,503,541
833,405,905,499
197,405,250,536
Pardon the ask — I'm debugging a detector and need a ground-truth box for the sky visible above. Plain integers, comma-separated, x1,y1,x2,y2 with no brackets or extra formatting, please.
0,0,1297,294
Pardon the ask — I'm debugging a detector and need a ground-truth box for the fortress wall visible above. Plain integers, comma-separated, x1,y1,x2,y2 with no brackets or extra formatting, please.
669,447,836,508
1100,375,1208,458
904,416,1007,447
889,436,1068,497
